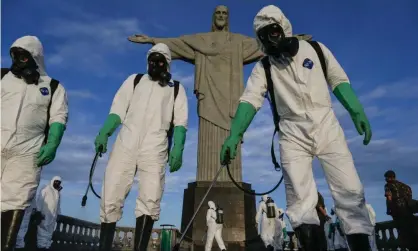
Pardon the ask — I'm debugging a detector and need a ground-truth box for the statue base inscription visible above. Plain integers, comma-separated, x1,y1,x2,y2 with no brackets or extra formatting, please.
180,181,259,251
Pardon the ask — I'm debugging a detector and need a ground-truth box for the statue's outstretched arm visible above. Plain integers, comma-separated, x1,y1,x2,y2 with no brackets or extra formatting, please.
242,37,264,65
128,34,195,62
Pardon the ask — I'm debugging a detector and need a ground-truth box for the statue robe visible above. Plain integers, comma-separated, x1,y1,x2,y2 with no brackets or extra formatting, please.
152,32,263,181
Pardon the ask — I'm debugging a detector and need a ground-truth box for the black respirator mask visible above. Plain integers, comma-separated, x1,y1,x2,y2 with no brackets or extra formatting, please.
147,52,171,85
10,47,40,84
257,23,299,58
53,180,63,191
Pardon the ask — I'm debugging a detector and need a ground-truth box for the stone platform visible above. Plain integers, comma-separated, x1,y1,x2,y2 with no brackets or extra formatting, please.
180,181,258,251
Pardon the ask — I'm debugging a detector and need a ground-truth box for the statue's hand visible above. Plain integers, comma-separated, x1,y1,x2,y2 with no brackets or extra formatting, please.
128,34,152,44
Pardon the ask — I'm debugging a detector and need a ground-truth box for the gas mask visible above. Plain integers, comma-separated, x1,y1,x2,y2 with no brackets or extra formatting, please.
147,52,171,85
257,23,299,58
10,47,40,84
53,180,63,191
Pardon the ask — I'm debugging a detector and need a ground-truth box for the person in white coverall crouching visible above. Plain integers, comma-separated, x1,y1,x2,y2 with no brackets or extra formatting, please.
1,36,68,251
256,195,278,251
35,176,62,251
220,4,373,251
94,43,188,251
205,201,226,251
366,203,378,251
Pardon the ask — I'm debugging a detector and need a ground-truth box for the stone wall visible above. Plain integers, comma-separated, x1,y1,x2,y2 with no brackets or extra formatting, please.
45,215,416,251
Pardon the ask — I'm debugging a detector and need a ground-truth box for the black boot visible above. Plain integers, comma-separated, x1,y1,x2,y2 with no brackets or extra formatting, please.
99,222,116,251
1,210,25,251
294,224,320,251
346,234,371,251
266,245,274,251
134,215,155,251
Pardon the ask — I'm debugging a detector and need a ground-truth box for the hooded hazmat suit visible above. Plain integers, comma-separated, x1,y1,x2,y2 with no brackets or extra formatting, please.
366,204,378,251
205,201,226,251
36,176,62,249
1,36,68,250
272,207,286,250
96,43,188,251
225,3,373,245
99,42,188,222
256,195,277,249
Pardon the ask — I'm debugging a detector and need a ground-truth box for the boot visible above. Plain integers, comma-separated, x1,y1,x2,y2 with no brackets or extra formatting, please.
294,224,320,251
98,222,116,251
1,210,25,251
346,234,371,251
266,245,274,251
134,215,155,251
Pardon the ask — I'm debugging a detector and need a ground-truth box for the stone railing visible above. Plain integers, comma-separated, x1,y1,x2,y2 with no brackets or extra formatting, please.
48,215,416,251
50,215,192,251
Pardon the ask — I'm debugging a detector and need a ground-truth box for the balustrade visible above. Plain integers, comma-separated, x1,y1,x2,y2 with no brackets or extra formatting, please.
47,215,416,251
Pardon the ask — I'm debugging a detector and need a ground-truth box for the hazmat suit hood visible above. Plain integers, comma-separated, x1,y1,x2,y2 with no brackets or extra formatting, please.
208,201,216,209
50,176,61,186
10,36,47,76
146,43,172,72
261,195,268,202
253,5,293,53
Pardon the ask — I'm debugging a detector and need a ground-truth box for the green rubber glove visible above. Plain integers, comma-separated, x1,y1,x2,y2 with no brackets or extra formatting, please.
333,82,372,145
220,102,257,164
37,122,65,167
94,114,121,153
169,126,187,173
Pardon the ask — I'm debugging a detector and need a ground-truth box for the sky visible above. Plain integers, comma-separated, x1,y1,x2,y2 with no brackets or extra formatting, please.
2,0,418,232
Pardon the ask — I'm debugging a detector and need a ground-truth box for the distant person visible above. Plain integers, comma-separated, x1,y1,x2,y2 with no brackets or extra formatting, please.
36,176,63,251
256,195,278,251
384,170,418,250
365,203,378,251
205,201,226,251
273,207,286,251
330,208,348,251
316,192,331,251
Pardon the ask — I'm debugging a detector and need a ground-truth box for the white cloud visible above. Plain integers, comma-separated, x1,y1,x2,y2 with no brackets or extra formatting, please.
67,89,100,101
42,9,143,77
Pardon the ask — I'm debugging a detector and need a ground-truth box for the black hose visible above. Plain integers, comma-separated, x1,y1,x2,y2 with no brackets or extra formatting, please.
225,162,283,196
80,149,103,207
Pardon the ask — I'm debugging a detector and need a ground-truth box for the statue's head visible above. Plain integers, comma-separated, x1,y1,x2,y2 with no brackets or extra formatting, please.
211,5,229,32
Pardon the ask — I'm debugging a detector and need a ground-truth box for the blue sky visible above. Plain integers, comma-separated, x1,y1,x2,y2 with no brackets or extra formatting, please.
2,0,418,231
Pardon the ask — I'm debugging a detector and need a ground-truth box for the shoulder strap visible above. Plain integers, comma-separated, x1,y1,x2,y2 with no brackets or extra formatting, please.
173,80,180,100
260,57,281,171
44,78,60,144
167,80,181,159
133,74,144,89
1,68,10,79
306,41,327,80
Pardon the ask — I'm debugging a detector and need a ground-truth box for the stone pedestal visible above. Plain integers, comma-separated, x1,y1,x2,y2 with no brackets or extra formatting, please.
180,181,258,251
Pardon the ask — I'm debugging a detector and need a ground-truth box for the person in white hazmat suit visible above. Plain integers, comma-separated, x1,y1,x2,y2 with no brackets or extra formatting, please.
324,208,335,251
256,195,277,251
94,43,188,251
1,36,68,251
205,201,226,251
15,197,37,250
220,5,373,251
366,203,378,251
36,176,62,251
330,207,348,251
272,207,286,250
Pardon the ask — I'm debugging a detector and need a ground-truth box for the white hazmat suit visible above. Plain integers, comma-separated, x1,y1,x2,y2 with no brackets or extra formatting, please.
205,201,226,251
273,207,286,250
366,204,378,251
241,5,373,235
100,43,188,222
256,195,277,248
324,208,335,251
36,176,62,249
1,36,68,211
16,198,37,248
